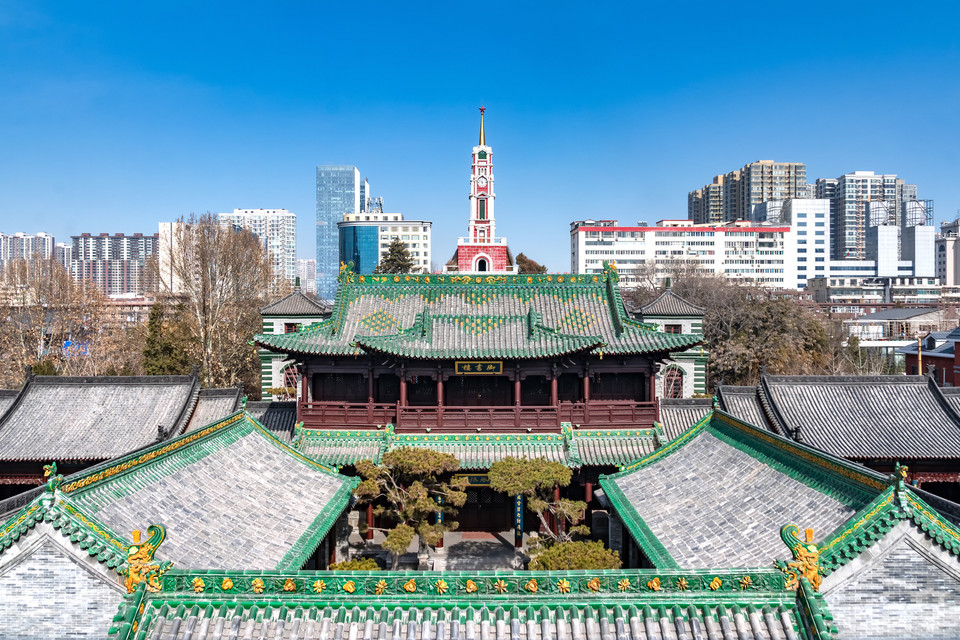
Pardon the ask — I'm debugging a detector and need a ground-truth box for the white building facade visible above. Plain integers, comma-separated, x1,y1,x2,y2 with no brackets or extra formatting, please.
296,259,317,292
570,219,797,289
0,232,55,272
218,209,297,283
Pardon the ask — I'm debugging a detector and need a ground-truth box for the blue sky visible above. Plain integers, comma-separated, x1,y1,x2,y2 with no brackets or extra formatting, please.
1,1,958,272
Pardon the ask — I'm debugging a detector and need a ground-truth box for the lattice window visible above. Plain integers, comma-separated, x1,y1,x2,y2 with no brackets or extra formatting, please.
664,368,684,399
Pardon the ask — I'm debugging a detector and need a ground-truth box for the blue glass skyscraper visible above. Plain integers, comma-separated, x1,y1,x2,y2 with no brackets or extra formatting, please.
315,166,367,300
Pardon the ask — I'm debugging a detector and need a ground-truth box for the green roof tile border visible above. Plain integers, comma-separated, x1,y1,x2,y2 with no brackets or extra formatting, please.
294,425,662,470
599,475,681,569
0,492,129,571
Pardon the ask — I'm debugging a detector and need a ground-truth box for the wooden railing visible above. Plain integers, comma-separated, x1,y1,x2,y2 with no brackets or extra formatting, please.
396,406,560,433
558,401,658,427
298,401,658,430
300,402,396,428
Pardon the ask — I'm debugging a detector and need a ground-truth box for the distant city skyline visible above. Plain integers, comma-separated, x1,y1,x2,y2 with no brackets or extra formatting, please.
1,3,958,272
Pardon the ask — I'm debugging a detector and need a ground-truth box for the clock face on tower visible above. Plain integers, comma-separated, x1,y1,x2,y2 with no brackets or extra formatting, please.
476,176,488,187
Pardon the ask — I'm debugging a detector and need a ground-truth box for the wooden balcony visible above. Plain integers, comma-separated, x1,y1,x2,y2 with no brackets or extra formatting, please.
300,402,397,428
396,406,560,433
558,401,658,427
298,401,659,431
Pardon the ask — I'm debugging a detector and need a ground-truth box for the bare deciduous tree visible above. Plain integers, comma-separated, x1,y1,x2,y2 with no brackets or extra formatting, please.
155,213,289,391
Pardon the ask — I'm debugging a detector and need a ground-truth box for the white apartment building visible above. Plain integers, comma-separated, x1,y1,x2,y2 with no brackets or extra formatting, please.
937,218,960,287
570,219,797,289
0,232,55,272
296,259,317,292
338,213,432,274
218,208,297,283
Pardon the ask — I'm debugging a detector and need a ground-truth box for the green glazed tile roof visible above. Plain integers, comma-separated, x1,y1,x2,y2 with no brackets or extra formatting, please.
109,567,830,640
254,263,700,360
294,424,660,470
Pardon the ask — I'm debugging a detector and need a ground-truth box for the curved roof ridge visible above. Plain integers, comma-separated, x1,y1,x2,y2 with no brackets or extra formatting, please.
639,289,706,317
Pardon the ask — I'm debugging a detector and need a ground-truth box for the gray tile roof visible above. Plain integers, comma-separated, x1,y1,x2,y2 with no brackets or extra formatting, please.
140,599,801,640
939,387,960,419
246,400,298,442
717,386,772,431
848,307,938,321
574,435,655,466
658,398,712,440
256,272,701,360
261,289,329,316
759,375,960,459
603,429,863,569
183,388,242,433
65,413,355,570
639,289,705,317
0,390,18,419
0,375,200,462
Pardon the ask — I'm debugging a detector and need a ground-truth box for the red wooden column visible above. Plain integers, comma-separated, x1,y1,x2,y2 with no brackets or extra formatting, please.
514,379,522,406
650,372,659,422
399,368,408,407
585,482,593,503
365,504,374,541
550,377,558,406
437,367,444,407
301,371,308,401
367,366,374,403
583,373,590,402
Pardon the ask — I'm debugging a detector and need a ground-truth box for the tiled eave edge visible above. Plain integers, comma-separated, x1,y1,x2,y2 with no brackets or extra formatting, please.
275,475,359,571
294,426,661,470
599,476,680,569
816,485,960,577
0,492,129,570
709,411,885,501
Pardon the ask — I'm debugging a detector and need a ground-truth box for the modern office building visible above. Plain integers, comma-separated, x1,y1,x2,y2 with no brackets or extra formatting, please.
0,232,55,272
815,171,921,261
316,166,368,300
71,232,159,295
338,212,432,274
936,217,960,287
296,259,317,293
570,219,797,289
218,208,297,283
688,160,807,223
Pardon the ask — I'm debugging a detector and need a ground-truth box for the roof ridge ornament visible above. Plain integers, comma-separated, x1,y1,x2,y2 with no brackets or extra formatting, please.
776,524,821,591
121,524,173,593
42,462,62,494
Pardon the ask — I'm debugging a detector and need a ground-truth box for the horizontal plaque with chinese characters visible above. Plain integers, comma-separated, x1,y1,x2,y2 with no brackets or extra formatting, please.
455,361,503,375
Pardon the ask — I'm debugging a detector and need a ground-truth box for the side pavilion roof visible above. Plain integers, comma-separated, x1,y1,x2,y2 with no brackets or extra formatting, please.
639,289,705,318
109,565,829,640
0,374,201,463
1,411,357,571
255,263,700,360
600,410,887,570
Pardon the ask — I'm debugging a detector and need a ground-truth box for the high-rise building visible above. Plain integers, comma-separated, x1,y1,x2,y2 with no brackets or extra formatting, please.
0,232,55,272
218,208,297,283
296,259,317,293
316,166,368,300
688,161,807,223
338,212,432,274
815,171,921,261
54,242,72,272
71,232,159,295
447,108,516,274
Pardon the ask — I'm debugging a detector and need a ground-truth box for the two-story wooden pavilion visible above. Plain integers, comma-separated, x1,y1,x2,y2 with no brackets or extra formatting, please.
255,262,699,435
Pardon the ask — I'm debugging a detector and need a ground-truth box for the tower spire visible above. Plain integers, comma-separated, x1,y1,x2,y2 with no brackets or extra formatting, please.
479,107,486,146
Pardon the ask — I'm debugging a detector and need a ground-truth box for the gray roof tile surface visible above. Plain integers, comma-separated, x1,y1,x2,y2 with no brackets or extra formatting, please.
717,386,772,431
639,289,705,317
0,375,199,462
0,390,18,419
658,398,712,440
261,290,329,316
68,423,350,569
607,431,858,568
246,401,298,442
760,375,960,459
183,388,242,433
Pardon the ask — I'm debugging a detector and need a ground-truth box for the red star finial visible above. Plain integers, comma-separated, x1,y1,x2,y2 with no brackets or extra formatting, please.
479,106,485,114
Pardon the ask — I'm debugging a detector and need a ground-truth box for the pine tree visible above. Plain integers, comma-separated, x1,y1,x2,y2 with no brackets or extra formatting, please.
142,302,193,376
375,237,417,274
516,253,547,274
